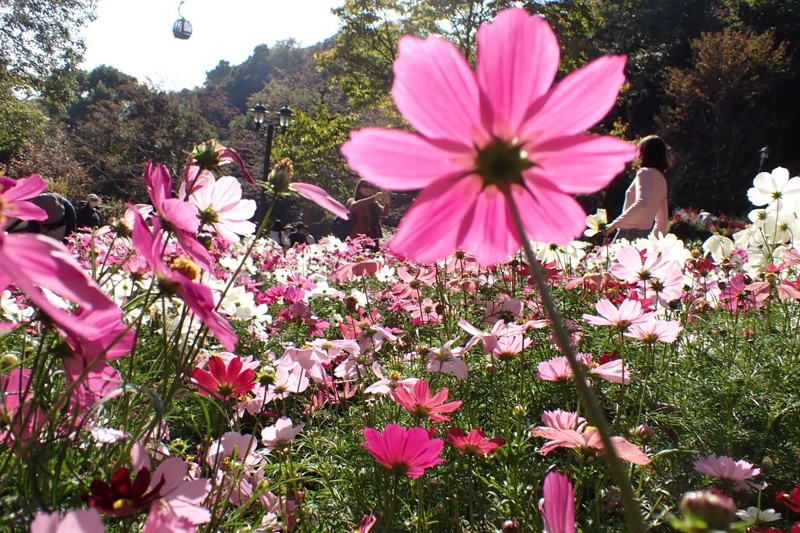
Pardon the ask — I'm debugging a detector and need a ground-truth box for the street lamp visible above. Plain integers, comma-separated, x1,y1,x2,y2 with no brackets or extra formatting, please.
250,103,294,181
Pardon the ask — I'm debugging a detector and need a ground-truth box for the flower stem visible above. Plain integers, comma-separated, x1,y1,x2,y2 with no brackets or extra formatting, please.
505,194,646,533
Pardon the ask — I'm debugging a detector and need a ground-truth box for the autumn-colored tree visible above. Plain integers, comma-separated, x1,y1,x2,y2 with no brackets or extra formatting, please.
659,28,789,213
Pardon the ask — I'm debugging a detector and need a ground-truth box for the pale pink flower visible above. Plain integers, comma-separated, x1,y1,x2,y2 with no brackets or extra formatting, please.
427,340,470,379
533,411,649,465
341,7,635,265
625,318,683,344
610,245,672,290
205,432,259,469
537,357,572,382
458,318,525,355
694,455,762,491
30,509,105,533
279,345,331,383
0,174,47,229
261,417,305,452
540,471,576,533
582,298,653,331
188,174,256,242
364,362,418,395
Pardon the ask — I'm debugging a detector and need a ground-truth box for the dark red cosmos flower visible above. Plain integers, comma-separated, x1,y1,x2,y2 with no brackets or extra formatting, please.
84,466,165,517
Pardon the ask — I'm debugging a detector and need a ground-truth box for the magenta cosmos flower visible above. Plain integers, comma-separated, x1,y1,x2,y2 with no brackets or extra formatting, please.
445,427,504,456
341,7,635,265
540,471,576,533
362,424,444,478
191,355,256,401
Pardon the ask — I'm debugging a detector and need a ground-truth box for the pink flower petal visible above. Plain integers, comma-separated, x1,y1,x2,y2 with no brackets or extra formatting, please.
542,471,576,533
388,177,482,264
477,8,560,136
393,36,488,147
532,134,637,194
341,129,470,191
521,55,628,140
291,182,349,220
511,181,587,244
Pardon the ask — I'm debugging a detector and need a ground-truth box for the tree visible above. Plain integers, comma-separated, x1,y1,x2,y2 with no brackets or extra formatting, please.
658,28,789,213
0,0,97,103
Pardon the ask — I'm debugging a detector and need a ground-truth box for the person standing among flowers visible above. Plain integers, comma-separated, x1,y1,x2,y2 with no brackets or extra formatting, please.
605,135,670,241
346,179,390,249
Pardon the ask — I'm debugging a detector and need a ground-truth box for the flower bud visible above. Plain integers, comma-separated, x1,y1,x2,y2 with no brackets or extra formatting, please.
761,456,775,470
512,404,527,418
679,490,737,530
268,158,294,194
485,362,498,374
634,424,654,440
0,353,19,369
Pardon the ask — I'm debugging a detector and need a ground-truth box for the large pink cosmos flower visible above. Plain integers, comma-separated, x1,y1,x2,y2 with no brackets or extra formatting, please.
341,7,636,265
187,174,256,242
362,424,444,478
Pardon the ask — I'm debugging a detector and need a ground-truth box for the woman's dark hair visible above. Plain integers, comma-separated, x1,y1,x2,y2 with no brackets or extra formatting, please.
270,219,284,231
635,135,669,172
353,179,373,201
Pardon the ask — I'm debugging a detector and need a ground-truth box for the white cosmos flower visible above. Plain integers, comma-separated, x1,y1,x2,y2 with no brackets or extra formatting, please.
584,208,608,237
189,174,256,242
702,234,735,263
747,166,800,212
735,506,781,524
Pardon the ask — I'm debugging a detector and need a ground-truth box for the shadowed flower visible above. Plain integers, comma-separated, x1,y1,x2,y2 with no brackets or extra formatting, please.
540,471,575,533
341,7,635,265
694,455,762,492
188,140,254,184
191,356,256,401
445,427,504,456
362,424,444,478
391,379,463,422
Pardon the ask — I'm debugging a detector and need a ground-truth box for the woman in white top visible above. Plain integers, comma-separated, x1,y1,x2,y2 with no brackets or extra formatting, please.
605,135,670,241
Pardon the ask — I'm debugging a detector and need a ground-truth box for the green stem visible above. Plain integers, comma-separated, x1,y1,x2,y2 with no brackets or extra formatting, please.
505,193,646,533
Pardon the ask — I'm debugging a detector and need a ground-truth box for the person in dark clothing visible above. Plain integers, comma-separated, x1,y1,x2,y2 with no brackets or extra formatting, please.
76,194,102,229
7,193,75,242
288,223,311,247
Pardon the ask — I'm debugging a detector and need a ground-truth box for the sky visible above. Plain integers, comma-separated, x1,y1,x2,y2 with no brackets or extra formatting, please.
79,0,344,92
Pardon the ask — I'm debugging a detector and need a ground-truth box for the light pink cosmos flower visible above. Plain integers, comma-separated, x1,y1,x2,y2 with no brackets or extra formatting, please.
0,174,47,229
187,174,256,242
427,340,471,379
362,424,445,478
261,417,305,452
364,362,418,395
582,298,653,331
694,455,762,492
540,471,576,533
537,355,630,385
341,7,635,265
30,508,106,533
625,318,683,344
533,410,649,465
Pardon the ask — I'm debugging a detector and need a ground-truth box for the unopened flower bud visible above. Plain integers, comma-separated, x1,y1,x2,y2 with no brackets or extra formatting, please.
501,519,520,533
268,158,294,194
513,404,527,418
679,490,737,530
634,424,653,440
485,363,498,374
1,353,18,369
761,456,775,470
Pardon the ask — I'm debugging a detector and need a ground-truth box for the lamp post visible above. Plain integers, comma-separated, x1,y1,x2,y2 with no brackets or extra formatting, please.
251,104,293,222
